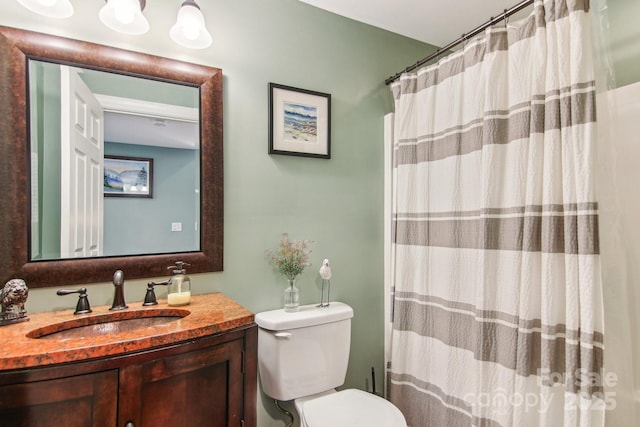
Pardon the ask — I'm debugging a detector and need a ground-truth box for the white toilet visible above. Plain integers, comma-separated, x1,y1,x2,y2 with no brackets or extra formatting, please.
255,302,406,427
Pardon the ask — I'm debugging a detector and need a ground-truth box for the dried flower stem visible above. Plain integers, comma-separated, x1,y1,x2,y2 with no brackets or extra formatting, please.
266,232,312,281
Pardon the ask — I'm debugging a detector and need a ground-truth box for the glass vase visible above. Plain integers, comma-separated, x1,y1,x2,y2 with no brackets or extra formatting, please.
284,278,300,312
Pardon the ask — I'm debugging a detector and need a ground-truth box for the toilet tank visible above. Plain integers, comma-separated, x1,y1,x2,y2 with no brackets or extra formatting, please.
255,302,354,401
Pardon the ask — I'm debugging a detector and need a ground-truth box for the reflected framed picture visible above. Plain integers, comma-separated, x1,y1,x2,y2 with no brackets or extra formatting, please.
104,155,153,198
269,83,331,159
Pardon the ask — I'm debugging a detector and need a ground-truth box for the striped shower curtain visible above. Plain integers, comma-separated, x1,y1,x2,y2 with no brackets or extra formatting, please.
387,1,605,426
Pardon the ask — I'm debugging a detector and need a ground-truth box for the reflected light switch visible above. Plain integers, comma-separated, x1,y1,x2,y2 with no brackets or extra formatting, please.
171,222,182,232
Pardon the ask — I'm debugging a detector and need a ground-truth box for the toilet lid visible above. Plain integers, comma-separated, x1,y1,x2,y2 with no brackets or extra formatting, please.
302,389,406,427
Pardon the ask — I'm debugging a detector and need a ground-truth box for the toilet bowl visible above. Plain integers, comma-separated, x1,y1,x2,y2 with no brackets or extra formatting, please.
296,389,406,427
255,302,406,427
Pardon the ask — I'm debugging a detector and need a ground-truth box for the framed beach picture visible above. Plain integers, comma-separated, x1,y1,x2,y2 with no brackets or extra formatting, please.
104,155,153,198
269,83,331,159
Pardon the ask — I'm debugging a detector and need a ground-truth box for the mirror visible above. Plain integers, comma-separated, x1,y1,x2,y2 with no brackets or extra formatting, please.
0,26,223,288
29,60,201,260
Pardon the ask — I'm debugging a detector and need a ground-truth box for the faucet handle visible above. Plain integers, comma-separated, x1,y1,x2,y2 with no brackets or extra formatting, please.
143,280,171,306
57,288,92,315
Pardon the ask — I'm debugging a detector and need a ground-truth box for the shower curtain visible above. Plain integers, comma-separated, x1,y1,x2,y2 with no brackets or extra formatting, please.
387,1,606,426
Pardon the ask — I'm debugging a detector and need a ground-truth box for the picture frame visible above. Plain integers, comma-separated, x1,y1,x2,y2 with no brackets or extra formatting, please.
269,83,331,159
104,155,153,198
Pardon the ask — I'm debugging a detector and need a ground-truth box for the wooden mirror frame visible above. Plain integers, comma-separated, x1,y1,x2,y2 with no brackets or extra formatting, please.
0,26,223,288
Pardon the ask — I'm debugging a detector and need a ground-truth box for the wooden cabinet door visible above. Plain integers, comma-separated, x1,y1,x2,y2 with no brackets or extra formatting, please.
0,370,118,427
119,339,245,427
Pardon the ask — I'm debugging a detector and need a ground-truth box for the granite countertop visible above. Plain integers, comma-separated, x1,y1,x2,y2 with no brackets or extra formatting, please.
0,293,255,371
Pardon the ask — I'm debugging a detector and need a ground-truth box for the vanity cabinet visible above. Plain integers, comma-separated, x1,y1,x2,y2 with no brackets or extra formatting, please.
0,325,257,427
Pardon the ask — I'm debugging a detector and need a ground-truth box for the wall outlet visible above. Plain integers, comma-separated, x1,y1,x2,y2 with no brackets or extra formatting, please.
171,222,182,232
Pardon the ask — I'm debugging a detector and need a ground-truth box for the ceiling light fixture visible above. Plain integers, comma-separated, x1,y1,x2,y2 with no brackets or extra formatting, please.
17,0,213,49
16,0,74,18
99,0,149,35
170,0,212,49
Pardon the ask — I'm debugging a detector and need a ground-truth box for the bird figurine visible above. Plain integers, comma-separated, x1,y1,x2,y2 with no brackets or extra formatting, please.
319,259,332,280
318,259,331,307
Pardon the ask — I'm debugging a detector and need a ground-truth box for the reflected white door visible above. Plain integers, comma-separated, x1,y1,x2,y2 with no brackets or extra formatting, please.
60,65,104,258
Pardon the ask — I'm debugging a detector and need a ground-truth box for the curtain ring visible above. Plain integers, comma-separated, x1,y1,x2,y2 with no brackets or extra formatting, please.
504,9,510,27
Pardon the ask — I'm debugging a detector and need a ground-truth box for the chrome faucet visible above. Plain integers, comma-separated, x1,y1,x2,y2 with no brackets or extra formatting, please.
109,270,128,311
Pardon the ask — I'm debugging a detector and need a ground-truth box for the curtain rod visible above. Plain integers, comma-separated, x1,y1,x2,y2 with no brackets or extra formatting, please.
384,0,534,85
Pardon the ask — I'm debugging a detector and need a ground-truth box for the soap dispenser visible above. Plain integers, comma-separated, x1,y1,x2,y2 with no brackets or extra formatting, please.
167,261,191,306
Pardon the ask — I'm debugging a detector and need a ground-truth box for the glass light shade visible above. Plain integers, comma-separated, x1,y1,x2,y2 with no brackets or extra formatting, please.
99,0,149,35
17,0,74,18
170,1,212,49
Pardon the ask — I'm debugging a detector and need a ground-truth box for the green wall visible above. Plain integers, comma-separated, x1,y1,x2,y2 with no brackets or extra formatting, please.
81,67,200,108
29,60,62,260
607,0,640,88
104,142,199,256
